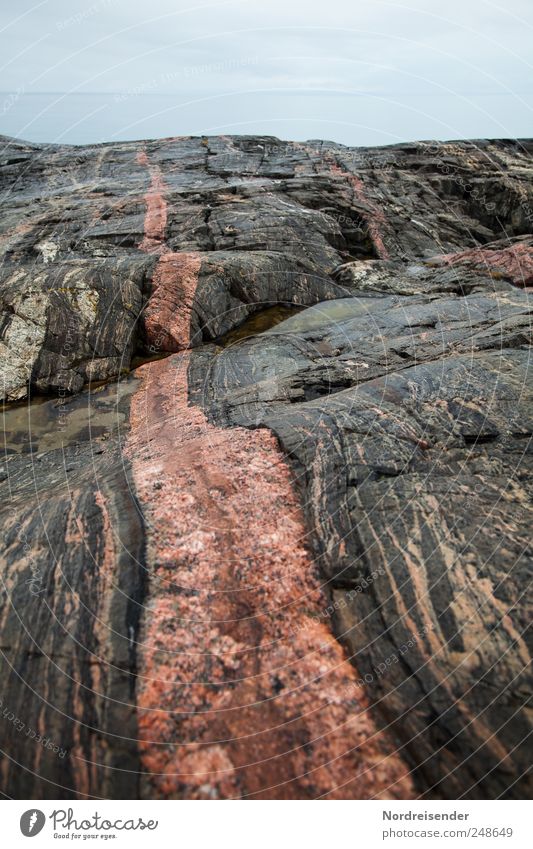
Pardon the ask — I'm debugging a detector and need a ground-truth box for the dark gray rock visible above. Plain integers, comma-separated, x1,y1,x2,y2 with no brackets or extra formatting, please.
196,293,533,798
1,135,532,401
1,133,532,799
0,380,145,798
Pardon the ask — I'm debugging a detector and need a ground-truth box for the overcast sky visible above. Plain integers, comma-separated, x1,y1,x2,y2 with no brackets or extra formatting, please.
0,0,531,145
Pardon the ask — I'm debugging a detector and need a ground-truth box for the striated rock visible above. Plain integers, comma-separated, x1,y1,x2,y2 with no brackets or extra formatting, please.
0,133,532,799
125,354,412,799
1,135,532,401
0,382,144,798
0,257,148,400
202,339,532,798
434,235,533,288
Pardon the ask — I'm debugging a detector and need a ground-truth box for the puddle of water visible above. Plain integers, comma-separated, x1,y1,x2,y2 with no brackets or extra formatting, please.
1,299,375,455
1,378,138,455
215,304,304,348
212,298,380,352
262,297,380,335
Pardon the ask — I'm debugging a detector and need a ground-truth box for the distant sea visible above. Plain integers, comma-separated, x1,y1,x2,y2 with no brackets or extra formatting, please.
1,90,530,147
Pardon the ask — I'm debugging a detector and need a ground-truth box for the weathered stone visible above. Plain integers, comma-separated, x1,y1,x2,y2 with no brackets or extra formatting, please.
0,382,144,798
201,316,532,799
0,133,531,800
1,135,532,401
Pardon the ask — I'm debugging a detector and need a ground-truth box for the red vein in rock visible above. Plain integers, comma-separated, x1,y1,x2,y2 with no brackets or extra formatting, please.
137,149,200,350
136,150,168,254
131,146,413,799
436,243,533,288
125,353,413,799
324,153,390,260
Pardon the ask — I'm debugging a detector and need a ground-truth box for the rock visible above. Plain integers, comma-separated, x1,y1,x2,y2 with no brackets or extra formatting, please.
0,257,148,400
0,133,531,799
124,353,412,800
0,382,144,798
1,135,532,401
203,337,532,798
434,234,533,288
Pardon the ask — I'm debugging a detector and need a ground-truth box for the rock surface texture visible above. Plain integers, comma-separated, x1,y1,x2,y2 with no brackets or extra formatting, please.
0,134,531,799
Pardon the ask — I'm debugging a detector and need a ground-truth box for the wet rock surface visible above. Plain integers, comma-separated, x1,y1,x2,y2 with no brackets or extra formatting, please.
0,381,144,798
0,133,532,799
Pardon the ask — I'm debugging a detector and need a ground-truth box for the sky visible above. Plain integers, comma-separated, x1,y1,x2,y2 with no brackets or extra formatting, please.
0,0,531,146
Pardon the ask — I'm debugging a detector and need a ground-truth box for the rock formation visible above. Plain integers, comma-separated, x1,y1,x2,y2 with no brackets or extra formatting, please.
0,134,531,799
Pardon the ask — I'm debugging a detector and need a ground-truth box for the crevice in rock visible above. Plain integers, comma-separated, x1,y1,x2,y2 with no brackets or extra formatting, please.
462,432,500,445
213,303,305,348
